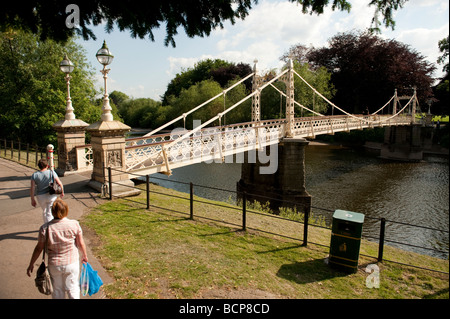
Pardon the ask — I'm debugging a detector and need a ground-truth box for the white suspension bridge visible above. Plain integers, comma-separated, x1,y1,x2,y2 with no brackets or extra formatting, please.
78,59,418,177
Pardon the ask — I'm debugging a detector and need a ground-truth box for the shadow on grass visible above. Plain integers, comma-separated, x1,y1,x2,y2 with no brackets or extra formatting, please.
277,258,347,284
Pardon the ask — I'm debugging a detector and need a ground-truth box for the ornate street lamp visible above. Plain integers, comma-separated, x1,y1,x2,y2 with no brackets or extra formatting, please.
59,54,75,120
96,40,114,121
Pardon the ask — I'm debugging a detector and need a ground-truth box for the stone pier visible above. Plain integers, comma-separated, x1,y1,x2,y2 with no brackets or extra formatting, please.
237,137,311,214
380,124,434,161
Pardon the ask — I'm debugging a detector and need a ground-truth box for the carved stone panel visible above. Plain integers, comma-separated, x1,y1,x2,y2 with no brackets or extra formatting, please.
107,150,122,167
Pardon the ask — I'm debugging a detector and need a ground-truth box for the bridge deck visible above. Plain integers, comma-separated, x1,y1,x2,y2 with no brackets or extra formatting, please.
123,114,412,176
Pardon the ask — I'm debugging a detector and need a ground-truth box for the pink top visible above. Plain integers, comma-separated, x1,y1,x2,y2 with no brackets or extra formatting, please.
39,218,82,266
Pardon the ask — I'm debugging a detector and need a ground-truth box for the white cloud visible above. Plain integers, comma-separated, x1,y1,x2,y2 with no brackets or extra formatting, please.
153,0,448,99
166,55,214,77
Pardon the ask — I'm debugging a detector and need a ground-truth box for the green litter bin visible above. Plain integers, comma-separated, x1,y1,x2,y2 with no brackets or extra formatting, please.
329,210,365,273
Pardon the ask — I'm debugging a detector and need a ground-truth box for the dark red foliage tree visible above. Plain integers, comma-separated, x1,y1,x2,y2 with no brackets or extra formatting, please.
286,31,436,114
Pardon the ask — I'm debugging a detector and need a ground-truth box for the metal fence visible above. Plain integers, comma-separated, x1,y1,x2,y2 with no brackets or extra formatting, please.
0,138,56,168
106,167,449,275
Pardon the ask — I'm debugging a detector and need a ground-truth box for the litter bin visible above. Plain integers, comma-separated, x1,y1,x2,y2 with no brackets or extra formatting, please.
329,209,365,273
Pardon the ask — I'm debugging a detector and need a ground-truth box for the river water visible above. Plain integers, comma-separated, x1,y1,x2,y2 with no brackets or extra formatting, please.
148,143,449,259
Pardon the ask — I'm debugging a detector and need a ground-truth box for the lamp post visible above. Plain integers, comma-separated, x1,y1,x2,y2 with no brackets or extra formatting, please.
59,54,75,120
96,40,114,122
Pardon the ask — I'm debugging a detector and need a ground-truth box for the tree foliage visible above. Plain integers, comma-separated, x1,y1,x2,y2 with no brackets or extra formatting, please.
166,79,251,129
437,35,449,74
284,31,436,114
114,94,169,129
1,1,408,47
162,59,252,105
260,62,335,119
0,29,104,145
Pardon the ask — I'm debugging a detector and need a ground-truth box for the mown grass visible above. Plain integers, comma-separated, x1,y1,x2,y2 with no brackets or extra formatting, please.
81,183,449,299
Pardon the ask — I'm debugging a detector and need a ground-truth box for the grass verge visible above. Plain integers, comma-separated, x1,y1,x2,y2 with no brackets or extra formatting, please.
81,183,449,299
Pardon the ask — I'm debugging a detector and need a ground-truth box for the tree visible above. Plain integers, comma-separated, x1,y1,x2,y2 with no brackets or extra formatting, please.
433,36,449,115
0,29,100,145
1,1,407,47
210,63,252,90
284,31,436,114
165,78,251,129
117,97,166,128
260,62,335,119
109,90,130,109
437,35,449,75
162,59,251,105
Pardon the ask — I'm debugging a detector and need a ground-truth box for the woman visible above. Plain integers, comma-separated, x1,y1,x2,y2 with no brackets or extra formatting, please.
30,158,64,223
27,199,88,299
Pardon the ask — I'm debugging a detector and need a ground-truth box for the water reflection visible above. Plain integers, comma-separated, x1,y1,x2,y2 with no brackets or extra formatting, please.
150,144,449,259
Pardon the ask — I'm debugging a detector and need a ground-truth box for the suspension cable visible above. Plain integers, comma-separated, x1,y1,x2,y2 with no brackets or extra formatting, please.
165,69,289,149
269,83,324,117
143,72,255,137
293,69,412,123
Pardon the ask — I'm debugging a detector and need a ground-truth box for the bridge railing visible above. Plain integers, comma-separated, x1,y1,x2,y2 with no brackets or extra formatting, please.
292,114,413,138
124,119,286,174
123,114,413,175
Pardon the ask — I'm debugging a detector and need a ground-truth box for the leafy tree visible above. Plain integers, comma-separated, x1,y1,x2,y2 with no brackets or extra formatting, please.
210,62,252,91
437,35,449,74
162,59,249,104
166,80,223,129
1,1,408,47
0,29,101,145
260,62,335,119
285,31,436,114
433,36,449,115
166,79,250,129
109,90,130,109
118,97,167,128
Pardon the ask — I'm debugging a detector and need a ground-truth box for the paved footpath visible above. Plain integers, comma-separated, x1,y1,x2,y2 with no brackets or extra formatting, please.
0,157,113,299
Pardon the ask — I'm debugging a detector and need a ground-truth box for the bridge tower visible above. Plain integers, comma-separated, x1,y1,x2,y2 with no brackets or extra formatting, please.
251,59,262,123
381,88,429,161
282,58,295,138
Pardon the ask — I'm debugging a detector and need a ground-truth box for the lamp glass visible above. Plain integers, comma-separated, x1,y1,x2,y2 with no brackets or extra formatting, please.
96,41,114,66
60,55,74,74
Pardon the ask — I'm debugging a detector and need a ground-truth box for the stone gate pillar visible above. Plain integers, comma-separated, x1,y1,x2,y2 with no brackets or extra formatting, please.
53,119,89,174
86,120,138,196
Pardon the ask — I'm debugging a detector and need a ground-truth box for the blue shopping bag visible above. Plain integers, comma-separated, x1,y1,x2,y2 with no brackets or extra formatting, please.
80,262,103,296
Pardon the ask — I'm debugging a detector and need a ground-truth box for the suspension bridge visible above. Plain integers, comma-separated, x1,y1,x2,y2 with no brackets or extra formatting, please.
110,59,416,177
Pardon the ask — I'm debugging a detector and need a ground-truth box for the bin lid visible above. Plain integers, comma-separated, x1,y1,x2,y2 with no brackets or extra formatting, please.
333,210,365,224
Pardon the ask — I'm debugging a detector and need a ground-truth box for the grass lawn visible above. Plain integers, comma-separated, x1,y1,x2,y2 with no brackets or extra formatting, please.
81,183,449,299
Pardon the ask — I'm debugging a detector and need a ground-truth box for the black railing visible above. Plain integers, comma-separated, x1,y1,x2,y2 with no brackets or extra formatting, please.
0,138,56,167
106,167,449,275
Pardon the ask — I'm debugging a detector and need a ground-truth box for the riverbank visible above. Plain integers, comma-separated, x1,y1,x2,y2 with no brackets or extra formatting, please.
81,182,449,299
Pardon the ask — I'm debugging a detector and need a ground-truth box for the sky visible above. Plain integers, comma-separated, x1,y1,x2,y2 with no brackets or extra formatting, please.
76,0,449,102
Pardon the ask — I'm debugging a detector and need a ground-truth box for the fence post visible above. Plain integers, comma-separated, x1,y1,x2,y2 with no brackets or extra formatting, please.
108,167,112,200
190,182,194,220
35,144,38,166
242,192,247,231
146,175,150,209
3,139,6,156
26,143,30,164
302,207,309,247
11,140,13,159
18,140,21,162
378,218,386,262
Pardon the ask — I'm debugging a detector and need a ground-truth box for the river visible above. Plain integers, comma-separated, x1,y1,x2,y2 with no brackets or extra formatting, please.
148,142,449,259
